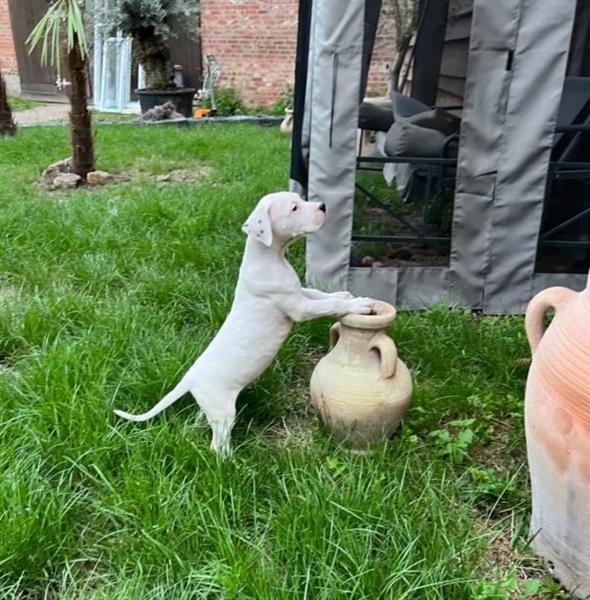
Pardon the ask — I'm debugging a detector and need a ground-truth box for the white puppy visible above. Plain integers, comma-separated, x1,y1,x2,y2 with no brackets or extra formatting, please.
114,192,374,454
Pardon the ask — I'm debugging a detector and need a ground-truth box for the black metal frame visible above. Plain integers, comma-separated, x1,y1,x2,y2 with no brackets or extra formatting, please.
540,123,590,248
353,124,590,252
353,128,459,247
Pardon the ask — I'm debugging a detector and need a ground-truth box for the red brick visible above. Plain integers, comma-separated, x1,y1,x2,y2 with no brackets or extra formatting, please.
200,0,396,107
0,0,18,76
0,0,396,106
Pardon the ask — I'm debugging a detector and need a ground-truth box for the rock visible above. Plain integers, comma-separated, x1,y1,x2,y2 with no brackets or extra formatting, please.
52,172,81,189
139,101,184,122
41,157,72,185
156,174,172,183
87,170,113,186
170,170,190,182
361,255,376,266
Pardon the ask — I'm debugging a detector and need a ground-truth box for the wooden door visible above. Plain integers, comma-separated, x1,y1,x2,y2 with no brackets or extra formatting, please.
8,0,63,98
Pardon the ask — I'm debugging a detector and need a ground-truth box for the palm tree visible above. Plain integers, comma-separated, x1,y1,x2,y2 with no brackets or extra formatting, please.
28,0,94,179
0,67,16,137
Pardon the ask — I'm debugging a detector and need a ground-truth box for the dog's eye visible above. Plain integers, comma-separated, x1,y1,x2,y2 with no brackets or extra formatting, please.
292,205,298,212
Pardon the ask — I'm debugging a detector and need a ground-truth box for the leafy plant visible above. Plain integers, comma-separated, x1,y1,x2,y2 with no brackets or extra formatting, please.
269,85,293,116
428,418,475,462
204,86,244,116
426,189,454,234
97,0,199,90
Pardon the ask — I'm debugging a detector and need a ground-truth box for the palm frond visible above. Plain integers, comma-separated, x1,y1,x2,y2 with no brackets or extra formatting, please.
27,0,88,74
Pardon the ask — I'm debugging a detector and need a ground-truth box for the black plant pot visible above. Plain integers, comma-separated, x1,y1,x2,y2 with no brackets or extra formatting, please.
136,87,196,118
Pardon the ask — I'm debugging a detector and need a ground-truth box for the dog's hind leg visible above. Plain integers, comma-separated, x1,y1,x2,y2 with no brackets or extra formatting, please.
209,417,235,457
191,387,238,456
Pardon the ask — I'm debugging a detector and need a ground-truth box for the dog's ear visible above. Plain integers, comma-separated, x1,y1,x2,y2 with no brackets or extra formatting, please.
242,201,273,247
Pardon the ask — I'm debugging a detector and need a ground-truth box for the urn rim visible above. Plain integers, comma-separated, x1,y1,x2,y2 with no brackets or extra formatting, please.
340,300,397,329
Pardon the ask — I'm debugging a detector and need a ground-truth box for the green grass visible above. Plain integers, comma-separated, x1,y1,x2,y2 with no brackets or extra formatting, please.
91,111,139,123
0,123,570,599
7,96,43,112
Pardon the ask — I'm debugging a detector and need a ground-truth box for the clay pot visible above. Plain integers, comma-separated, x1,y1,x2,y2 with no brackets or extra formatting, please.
524,272,590,598
280,108,293,135
310,300,412,449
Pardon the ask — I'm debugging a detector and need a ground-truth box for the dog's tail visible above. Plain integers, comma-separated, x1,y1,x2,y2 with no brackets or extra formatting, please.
114,380,191,422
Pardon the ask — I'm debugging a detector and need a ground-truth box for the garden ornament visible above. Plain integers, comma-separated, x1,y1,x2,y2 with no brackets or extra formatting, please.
114,192,374,455
524,271,590,598
310,300,412,449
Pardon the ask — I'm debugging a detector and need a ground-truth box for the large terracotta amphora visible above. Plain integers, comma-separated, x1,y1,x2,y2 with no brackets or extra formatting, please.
310,300,413,449
524,272,590,598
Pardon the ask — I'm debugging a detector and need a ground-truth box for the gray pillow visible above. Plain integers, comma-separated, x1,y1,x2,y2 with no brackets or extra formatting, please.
384,119,447,157
408,108,460,136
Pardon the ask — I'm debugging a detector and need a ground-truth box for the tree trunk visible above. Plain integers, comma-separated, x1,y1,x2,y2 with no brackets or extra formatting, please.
67,35,94,179
0,68,16,137
135,38,172,90
389,34,414,95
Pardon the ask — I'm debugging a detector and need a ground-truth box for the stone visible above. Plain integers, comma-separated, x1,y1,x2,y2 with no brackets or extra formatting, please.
41,157,72,185
52,172,82,189
87,170,113,186
139,101,184,122
156,174,172,183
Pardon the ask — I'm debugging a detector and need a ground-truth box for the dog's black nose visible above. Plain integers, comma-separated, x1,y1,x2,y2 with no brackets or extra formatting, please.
319,203,326,213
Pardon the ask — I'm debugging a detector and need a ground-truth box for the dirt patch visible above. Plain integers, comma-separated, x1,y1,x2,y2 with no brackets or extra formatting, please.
0,285,21,302
262,352,323,450
352,203,452,268
151,167,213,185
38,163,213,193
262,401,318,450
473,519,561,599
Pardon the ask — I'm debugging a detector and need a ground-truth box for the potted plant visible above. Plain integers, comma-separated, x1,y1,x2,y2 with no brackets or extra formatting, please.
101,0,199,117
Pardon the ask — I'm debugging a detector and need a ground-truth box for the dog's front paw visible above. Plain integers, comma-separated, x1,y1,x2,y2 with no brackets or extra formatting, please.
333,290,354,300
348,297,374,315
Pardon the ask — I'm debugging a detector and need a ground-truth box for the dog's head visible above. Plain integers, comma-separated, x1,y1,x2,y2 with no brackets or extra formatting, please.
242,192,326,247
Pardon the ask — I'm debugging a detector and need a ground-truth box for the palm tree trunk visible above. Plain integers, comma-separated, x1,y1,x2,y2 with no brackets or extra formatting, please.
0,68,16,137
67,35,94,178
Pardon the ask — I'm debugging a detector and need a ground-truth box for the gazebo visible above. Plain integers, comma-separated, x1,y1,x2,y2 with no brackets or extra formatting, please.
290,0,590,314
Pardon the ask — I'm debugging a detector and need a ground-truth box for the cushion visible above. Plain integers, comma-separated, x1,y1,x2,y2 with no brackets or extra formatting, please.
358,102,394,132
392,92,432,119
407,108,461,136
384,119,447,157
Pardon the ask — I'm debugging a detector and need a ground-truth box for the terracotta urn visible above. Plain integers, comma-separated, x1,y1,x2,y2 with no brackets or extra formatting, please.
280,108,293,135
310,300,413,449
524,272,590,598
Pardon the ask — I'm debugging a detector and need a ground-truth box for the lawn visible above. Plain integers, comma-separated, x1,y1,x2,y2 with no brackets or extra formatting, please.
0,122,568,599
7,97,42,112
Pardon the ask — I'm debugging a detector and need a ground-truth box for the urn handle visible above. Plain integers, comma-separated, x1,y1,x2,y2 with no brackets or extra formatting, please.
329,322,341,348
369,333,398,379
525,286,575,354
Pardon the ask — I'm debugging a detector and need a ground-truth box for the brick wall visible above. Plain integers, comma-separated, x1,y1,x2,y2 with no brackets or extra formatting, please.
367,7,396,97
200,0,395,107
0,0,20,94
